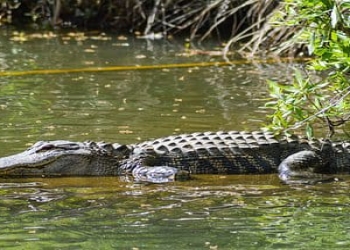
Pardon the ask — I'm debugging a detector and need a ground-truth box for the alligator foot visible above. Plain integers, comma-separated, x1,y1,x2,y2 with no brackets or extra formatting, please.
278,150,339,184
132,166,178,183
131,166,191,183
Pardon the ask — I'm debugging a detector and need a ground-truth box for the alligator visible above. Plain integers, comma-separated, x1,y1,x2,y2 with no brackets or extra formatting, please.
0,131,349,184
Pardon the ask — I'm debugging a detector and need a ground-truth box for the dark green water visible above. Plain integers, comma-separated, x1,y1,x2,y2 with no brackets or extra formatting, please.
0,31,349,249
1,176,350,249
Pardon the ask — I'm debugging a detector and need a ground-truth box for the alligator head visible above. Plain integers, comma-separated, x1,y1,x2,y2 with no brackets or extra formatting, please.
0,140,131,177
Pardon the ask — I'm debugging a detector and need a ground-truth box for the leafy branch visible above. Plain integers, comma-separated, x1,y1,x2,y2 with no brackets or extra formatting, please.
264,0,350,138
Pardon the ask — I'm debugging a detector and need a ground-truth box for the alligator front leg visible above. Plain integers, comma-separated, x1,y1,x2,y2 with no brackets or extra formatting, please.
278,150,336,184
120,156,190,183
132,166,178,183
132,165,192,183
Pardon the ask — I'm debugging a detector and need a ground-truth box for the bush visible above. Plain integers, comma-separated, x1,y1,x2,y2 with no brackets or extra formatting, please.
264,0,350,138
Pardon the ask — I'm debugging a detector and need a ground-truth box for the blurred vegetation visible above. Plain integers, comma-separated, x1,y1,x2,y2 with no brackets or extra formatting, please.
0,1,279,44
0,0,310,57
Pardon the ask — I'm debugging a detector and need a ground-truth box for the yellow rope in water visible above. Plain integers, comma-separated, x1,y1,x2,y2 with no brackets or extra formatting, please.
0,57,309,77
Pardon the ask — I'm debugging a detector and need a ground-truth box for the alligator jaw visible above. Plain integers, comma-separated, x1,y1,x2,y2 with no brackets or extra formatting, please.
0,141,59,172
0,151,56,171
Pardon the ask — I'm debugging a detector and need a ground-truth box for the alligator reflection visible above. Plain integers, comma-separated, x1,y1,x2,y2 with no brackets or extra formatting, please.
0,175,349,248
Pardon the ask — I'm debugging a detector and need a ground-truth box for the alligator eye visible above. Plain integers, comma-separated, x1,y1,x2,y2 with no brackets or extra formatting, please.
36,144,55,153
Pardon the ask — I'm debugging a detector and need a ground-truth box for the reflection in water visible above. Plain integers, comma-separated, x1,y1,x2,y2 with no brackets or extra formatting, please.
0,176,350,249
0,33,298,152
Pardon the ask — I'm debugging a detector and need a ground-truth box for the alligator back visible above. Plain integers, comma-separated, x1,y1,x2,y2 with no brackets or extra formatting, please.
122,131,328,174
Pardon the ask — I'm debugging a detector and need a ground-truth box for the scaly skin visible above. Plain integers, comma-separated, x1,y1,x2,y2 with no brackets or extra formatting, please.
0,131,349,183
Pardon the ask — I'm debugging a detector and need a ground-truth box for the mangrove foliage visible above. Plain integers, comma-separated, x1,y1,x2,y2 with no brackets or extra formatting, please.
264,0,350,138
1,1,279,45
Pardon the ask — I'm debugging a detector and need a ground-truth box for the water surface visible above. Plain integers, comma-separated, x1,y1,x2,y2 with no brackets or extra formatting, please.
0,31,348,249
1,175,350,249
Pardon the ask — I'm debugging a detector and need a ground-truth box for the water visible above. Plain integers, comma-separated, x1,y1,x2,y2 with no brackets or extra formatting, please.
0,31,292,151
1,176,350,249
0,30,349,249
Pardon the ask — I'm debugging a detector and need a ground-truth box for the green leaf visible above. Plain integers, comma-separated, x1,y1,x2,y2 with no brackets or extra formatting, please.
308,32,315,54
331,4,340,28
306,123,314,139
